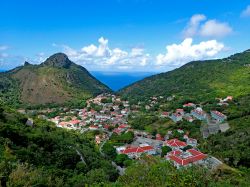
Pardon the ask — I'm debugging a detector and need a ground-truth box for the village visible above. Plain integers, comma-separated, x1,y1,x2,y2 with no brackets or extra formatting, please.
45,93,233,171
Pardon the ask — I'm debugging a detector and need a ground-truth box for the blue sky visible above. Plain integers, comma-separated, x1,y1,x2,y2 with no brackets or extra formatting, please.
0,0,250,72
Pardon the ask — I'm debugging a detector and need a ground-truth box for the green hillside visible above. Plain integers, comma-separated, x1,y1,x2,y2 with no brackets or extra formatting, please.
1,104,249,186
119,49,250,102
0,104,118,186
0,53,111,108
118,49,250,178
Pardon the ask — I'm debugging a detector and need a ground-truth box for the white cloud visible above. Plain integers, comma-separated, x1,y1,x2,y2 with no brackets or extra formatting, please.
183,14,206,37
156,38,224,67
241,5,250,17
62,45,78,57
183,14,232,38
96,37,110,57
81,37,111,57
200,20,232,37
131,48,144,57
56,37,150,71
81,44,98,55
52,37,226,71
107,48,128,65
1,36,226,72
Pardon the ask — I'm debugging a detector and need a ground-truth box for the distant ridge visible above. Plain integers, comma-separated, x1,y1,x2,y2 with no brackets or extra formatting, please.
0,53,111,107
118,49,250,102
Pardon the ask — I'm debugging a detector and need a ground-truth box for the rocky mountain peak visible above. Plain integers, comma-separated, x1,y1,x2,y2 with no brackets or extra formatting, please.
42,53,72,68
24,61,31,66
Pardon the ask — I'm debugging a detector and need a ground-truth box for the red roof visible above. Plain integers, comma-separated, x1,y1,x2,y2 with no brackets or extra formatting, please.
89,125,98,129
121,147,144,154
118,124,129,129
166,139,187,147
70,120,81,125
192,109,205,115
183,103,195,107
113,128,122,134
141,145,154,151
162,112,169,115
121,145,154,154
211,110,226,118
168,149,207,166
169,150,182,156
104,125,110,129
176,109,184,112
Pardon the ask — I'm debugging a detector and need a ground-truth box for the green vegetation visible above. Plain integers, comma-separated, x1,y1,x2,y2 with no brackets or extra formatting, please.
0,73,21,108
200,96,250,169
119,50,250,177
119,50,250,103
114,154,132,167
161,146,172,157
129,113,159,130
116,156,249,187
89,102,103,112
110,131,134,144
129,112,177,136
0,104,118,186
0,53,111,108
102,142,117,160
1,50,250,186
101,97,113,104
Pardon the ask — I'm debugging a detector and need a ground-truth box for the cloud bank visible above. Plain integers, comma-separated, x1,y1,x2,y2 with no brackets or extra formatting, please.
53,37,151,71
156,38,224,67
53,37,224,71
183,14,232,38
2,12,231,72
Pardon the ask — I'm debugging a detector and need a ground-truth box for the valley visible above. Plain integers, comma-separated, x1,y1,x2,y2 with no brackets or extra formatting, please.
0,50,250,186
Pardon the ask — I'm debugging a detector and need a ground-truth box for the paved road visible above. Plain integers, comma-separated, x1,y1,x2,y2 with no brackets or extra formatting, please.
75,148,87,165
99,138,107,157
98,131,125,175
112,161,125,175
80,128,89,134
80,127,125,175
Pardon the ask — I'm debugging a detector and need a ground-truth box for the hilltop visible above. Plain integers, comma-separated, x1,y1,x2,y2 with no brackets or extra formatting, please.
0,53,111,107
118,49,250,102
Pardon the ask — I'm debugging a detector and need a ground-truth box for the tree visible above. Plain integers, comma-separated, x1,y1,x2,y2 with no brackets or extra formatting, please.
182,145,193,151
110,131,134,144
115,154,129,167
117,156,228,187
0,105,119,186
101,97,112,104
161,146,172,157
123,159,133,167
7,163,64,187
84,169,109,185
102,142,117,159
119,103,125,110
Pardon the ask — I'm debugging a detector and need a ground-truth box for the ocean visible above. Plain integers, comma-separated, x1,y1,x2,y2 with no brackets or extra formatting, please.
91,71,155,91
